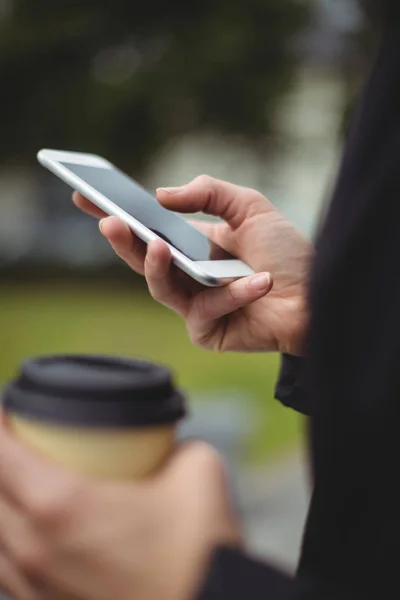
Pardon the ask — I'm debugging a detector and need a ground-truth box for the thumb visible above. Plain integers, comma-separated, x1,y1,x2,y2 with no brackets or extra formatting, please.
161,442,227,489
157,175,271,230
162,442,242,544
160,443,237,520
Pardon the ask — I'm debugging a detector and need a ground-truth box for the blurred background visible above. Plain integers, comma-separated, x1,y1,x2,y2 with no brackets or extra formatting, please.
0,0,377,574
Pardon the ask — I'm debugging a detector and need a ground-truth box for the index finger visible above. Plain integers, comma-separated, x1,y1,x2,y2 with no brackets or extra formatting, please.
156,175,269,230
73,193,237,258
72,192,107,219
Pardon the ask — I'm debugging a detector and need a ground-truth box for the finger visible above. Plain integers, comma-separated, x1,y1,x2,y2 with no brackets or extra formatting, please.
157,175,272,229
0,552,36,600
190,219,237,255
99,216,146,275
159,442,242,543
189,272,273,331
0,417,76,511
72,192,107,219
0,497,46,600
144,240,190,317
162,441,224,480
0,496,35,564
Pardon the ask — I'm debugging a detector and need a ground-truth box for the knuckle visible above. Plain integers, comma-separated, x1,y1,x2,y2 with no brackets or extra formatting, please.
25,490,56,522
248,187,265,201
148,285,163,303
187,327,203,349
226,284,242,309
191,285,243,321
144,252,152,270
144,251,159,276
193,174,215,187
190,443,226,479
147,281,171,306
191,292,210,321
27,480,83,528
187,299,222,350
248,189,270,212
14,543,48,577
114,247,130,263
186,318,213,350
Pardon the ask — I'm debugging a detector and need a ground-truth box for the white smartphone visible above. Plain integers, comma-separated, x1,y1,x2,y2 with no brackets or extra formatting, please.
37,149,255,287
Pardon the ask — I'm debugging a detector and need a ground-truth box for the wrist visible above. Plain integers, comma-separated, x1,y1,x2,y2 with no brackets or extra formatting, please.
279,297,309,358
179,528,242,600
158,443,242,600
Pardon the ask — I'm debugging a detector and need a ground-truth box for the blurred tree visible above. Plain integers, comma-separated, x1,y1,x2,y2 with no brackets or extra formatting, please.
339,0,383,137
0,0,310,174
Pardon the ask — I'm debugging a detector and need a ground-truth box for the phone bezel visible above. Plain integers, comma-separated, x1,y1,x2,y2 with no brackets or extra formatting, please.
37,149,255,287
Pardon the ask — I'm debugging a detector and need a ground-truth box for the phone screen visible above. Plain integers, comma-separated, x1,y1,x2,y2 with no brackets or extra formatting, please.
62,163,233,261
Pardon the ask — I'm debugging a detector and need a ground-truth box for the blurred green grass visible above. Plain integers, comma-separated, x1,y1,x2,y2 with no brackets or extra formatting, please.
0,281,303,461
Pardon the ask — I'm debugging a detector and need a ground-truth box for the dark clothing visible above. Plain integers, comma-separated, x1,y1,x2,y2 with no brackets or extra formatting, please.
198,2,400,598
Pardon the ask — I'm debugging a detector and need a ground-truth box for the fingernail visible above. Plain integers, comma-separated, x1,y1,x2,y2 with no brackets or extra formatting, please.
156,186,184,194
250,272,271,292
99,219,105,235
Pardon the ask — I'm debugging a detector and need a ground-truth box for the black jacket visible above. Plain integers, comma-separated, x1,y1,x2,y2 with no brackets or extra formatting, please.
198,2,400,598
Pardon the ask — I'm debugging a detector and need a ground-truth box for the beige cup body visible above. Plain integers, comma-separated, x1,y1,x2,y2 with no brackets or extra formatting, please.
9,415,175,480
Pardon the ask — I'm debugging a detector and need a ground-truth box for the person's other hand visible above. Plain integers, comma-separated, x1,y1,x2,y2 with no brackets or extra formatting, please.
73,176,312,355
0,419,240,600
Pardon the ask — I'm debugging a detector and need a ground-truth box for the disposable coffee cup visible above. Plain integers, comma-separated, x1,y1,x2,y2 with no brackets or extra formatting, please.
2,355,186,480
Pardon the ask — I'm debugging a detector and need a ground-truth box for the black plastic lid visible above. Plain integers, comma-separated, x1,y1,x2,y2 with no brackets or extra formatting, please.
3,355,186,428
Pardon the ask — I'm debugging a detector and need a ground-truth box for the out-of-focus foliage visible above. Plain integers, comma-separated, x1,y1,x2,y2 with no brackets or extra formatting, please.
339,1,382,136
0,0,310,174
0,281,302,460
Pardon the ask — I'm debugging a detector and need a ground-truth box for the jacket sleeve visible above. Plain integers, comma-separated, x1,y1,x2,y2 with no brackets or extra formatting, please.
196,548,350,600
274,354,311,416
196,547,294,600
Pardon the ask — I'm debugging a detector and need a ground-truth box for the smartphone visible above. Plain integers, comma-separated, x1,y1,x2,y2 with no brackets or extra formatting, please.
37,149,255,287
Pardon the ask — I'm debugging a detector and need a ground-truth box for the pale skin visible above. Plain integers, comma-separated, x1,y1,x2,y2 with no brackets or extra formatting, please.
73,175,312,356
0,176,312,599
0,422,240,600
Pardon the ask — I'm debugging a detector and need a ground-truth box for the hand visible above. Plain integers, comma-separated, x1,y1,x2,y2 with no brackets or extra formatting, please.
0,418,240,600
73,175,312,355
